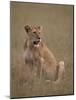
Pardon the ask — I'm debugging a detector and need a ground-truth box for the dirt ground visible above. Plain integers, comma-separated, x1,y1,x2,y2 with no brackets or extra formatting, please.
10,1,74,98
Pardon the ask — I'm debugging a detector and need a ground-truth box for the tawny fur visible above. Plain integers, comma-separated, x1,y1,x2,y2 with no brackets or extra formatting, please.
24,25,65,83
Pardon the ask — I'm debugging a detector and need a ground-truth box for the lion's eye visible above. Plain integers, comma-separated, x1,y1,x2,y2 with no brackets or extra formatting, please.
33,32,36,34
38,32,40,34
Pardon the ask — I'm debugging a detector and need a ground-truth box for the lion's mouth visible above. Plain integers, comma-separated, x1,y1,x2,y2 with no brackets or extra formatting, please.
33,39,41,47
33,41,40,45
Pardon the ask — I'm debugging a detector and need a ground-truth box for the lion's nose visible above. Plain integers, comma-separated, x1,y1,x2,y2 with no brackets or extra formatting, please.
38,37,40,40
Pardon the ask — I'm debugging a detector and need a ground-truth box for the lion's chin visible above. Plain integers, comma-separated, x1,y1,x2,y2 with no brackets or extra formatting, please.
34,44,40,48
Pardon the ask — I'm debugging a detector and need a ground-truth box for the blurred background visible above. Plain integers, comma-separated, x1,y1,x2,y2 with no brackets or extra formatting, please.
10,1,74,98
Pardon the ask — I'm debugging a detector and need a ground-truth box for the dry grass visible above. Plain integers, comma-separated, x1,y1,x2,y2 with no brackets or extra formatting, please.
10,46,73,98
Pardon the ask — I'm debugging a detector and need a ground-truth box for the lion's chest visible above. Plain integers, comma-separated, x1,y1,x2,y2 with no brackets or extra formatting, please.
24,49,41,65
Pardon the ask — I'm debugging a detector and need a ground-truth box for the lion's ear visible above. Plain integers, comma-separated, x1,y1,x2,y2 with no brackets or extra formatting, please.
24,25,31,33
37,26,43,32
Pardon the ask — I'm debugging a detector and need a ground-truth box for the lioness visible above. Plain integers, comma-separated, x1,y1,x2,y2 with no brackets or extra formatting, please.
24,25,65,83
